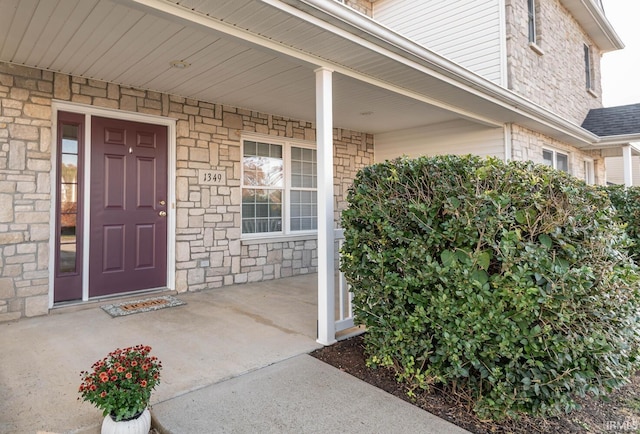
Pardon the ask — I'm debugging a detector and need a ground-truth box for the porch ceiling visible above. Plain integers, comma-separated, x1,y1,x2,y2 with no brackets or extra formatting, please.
1,0,602,146
0,0,460,134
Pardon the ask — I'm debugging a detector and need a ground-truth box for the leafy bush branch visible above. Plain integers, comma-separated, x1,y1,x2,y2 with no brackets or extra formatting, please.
341,155,640,420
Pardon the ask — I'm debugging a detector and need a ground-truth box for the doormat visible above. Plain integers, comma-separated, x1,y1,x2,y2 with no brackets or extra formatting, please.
101,295,186,317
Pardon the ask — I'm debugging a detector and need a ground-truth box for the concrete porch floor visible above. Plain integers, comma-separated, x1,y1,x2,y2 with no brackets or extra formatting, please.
1,273,469,434
0,274,322,433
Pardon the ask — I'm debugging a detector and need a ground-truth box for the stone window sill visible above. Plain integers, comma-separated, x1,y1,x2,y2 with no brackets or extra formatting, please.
529,42,545,56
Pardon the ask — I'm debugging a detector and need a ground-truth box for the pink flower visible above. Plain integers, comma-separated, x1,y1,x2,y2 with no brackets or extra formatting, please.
78,344,162,418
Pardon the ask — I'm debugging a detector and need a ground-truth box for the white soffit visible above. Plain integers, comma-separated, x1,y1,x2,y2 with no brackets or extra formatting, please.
0,0,469,133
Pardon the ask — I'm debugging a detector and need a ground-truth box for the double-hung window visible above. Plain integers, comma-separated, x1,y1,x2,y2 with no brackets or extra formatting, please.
527,0,545,55
584,44,594,91
542,148,569,173
241,138,317,236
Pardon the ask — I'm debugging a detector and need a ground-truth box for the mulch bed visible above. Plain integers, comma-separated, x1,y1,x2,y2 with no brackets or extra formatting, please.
310,334,640,433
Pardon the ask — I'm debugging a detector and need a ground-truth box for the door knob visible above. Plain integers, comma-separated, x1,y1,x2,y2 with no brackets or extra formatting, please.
159,211,167,217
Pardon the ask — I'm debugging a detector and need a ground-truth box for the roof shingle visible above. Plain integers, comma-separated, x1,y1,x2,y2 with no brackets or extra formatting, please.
582,103,640,137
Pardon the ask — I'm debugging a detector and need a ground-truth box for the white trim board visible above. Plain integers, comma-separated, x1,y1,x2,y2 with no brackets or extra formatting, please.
49,100,177,307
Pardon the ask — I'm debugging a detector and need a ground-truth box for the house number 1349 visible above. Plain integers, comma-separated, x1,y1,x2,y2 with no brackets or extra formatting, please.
198,170,225,185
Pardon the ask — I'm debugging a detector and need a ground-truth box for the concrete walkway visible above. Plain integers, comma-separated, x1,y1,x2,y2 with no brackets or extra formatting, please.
0,274,468,434
152,354,468,434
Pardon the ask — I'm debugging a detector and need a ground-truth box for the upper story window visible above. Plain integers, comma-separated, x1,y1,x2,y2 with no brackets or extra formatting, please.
241,137,317,236
542,148,569,173
527,0,545,55
528,0,537,44
584,44,594,91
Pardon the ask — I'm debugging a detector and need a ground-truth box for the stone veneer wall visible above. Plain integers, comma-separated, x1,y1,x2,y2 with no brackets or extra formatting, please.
510,124,605,184
505,0,603,124
0,62,374,321
343,0,373,17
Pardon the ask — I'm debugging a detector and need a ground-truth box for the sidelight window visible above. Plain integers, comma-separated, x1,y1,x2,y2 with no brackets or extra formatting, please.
56,115,83,275
54,111,85,303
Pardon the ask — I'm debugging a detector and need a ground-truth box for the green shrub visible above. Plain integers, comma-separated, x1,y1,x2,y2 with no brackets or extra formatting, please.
341,155,640,420
602,185,640,262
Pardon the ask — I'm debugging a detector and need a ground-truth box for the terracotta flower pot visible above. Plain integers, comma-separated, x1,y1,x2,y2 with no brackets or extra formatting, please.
101,408,151,434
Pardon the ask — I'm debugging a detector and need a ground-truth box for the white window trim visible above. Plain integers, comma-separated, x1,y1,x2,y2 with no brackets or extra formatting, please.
542,147,570,173
240,133,317,241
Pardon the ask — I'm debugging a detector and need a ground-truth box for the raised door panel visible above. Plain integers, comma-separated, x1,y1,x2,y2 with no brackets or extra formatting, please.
103,225,125,272
104,154,126,209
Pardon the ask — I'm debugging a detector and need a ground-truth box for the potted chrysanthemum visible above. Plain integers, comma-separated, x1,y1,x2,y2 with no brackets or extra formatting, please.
78,345,162,434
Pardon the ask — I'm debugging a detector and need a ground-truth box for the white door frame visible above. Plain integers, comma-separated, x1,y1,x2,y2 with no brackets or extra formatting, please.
49,100,177,307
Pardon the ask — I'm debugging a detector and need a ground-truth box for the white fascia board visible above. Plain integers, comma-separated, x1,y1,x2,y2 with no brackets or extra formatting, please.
586,0,625,50
560,0,624,52
588,137,640,157
594,134,640,147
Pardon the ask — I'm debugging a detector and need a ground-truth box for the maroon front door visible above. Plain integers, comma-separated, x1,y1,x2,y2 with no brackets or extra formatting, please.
89,117,168,297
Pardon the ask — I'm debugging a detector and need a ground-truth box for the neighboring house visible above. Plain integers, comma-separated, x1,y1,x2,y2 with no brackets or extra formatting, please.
1,0,639,343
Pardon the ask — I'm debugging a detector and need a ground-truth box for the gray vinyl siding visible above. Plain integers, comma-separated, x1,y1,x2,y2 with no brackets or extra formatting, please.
373,0,505,84
374,120,505,163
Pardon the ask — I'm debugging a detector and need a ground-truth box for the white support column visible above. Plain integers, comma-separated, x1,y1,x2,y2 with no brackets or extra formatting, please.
315,67,336,346
623,145,633,187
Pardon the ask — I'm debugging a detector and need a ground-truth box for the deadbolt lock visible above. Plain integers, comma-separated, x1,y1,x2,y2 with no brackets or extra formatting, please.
159,200,166,206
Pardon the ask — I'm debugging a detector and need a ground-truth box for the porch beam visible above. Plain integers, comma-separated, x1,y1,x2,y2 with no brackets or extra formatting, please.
623,145,633,187
315,67,337,346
